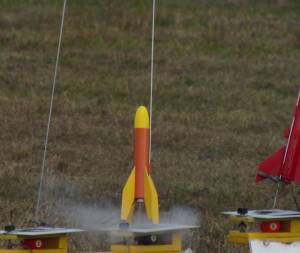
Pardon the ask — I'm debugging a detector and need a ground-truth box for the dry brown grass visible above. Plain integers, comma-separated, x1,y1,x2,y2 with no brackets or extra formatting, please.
1,0,300,252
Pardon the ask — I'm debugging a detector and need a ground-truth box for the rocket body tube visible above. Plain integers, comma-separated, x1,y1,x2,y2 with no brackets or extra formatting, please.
134,106,150,199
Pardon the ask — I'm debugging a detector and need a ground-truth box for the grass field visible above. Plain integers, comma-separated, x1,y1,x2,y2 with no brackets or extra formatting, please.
1,0,300,252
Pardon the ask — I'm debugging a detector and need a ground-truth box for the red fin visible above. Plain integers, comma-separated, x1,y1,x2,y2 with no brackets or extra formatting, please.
284,127,290,139
256,146,285,182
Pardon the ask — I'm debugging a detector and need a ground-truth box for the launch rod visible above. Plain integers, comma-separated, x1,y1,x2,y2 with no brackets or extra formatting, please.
282,88,300,166
272,181,280,209
35,0,67,222
149,0,156,163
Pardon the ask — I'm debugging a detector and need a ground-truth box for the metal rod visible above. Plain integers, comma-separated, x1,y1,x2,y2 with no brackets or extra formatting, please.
149,0,156,163
272,182,280,209
35,0,67,222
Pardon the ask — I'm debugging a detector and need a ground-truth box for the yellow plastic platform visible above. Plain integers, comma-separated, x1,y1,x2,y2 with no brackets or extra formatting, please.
226,217,300,244
0,234,68,253
111,233,182,253
228,230,300,244
0,227,83,253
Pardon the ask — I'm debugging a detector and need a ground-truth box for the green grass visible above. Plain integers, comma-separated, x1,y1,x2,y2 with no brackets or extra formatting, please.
1,0,300,252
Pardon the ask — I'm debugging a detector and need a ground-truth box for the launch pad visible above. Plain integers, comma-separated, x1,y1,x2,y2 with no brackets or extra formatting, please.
110,231,181,253
103,106,198,253
0,227,82,253
111,231,182,253
222,88,300,252
223,209,300,244
105,224,197,253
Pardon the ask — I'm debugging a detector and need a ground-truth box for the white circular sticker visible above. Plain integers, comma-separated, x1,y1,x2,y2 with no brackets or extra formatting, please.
35,240,42,248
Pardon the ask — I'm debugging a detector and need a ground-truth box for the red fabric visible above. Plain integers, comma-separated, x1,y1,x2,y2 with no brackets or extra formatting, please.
284,127,290,138
256,147,284,182
257,90,300,185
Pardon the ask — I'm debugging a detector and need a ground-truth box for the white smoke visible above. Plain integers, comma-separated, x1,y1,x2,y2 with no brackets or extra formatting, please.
60,204,199,230
160,206,200,227
61,203,120,230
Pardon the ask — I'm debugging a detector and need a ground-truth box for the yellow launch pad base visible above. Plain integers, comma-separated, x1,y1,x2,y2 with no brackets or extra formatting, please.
0,233,69,253
111,233,182,253
227,216,300,244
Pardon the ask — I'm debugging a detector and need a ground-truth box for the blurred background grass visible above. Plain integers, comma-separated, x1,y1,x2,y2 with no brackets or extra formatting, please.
1,0,300,252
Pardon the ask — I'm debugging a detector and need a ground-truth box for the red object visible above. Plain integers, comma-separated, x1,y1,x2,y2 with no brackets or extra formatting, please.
22,239,45,249
257,88,300,184
134,128,150,199
260,221,281,233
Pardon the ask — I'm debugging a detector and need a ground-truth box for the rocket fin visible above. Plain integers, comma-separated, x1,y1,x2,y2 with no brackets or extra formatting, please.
256,147,285,182
121,168,135,222
144,167,159,224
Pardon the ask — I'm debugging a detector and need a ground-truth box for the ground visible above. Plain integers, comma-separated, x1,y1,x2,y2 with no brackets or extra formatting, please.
1,0,300,252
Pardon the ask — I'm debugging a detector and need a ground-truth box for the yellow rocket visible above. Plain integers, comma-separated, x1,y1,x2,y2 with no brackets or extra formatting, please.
120,106,159,224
